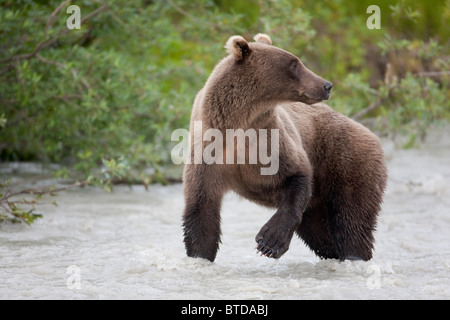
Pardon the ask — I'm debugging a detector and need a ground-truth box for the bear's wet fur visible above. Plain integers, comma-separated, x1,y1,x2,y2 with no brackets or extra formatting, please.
182,34,387,262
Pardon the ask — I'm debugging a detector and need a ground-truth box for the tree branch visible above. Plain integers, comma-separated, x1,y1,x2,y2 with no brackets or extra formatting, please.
352,83,398,121
0,4,107,65
0,180,88,207
352,99,384,121
36,53,66,69
416,71,450,78
45,0,73,34
166,0,195,19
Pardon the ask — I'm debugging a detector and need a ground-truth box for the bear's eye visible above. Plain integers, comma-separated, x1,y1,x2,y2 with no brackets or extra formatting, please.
290,62,298,71
289,61,300,79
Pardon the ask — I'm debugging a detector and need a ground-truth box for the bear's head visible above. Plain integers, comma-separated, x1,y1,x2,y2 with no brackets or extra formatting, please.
224,33,333,105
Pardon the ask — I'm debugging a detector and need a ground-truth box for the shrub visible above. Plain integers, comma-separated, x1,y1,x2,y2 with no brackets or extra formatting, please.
0,0,448,223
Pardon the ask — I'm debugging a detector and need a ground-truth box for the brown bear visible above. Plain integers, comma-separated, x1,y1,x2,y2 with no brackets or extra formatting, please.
182,33,387,262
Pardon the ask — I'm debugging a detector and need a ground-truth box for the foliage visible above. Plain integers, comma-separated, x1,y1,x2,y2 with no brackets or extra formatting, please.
0,178,47,224
0,0,449,223
0,156,132,224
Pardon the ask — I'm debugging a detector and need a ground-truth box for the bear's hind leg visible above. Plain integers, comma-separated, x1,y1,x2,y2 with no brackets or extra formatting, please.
326,201,376,261
297,201,376,261
296,202,341,260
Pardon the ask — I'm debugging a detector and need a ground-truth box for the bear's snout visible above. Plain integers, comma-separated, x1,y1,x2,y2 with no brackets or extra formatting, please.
298,65,333,104
323,81,333,100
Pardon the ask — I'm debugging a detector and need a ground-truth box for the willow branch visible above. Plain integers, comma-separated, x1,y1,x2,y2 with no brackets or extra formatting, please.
166,0,195,19
45,0,73,34
0,4,107,65
0,180,88,204
352,100,384,121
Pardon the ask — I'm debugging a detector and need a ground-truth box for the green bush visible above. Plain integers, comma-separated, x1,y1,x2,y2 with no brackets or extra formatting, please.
0,0,449,181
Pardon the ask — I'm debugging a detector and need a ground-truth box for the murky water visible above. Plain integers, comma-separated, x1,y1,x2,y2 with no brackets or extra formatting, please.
1,126,450,299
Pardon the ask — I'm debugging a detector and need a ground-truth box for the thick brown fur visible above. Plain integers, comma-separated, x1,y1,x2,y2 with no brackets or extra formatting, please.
182,34,387,262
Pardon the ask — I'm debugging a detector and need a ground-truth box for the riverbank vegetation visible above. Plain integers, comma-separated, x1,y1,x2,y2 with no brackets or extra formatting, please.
1,0,449,223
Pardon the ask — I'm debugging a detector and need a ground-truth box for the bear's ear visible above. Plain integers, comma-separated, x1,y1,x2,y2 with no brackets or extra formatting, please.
253,33,272,45
225,35,251,61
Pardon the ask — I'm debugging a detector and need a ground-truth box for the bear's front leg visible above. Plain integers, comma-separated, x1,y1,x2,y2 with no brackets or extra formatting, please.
183,199,222,262
182,165,224,262
255,174,312,259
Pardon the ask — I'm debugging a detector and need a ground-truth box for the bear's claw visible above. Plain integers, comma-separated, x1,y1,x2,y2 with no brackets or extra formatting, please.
256,237,283,259
255,211,297,259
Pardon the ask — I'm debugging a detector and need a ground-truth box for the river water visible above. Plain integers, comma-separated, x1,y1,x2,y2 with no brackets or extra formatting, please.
1,126,450,299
